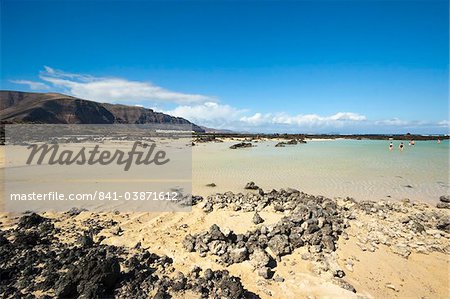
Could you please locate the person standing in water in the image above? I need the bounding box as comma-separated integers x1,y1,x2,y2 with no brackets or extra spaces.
389,142,394,150
399,142,404,151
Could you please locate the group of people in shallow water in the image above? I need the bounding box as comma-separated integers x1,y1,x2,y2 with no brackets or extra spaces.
389,138,441,151
389,141,410,151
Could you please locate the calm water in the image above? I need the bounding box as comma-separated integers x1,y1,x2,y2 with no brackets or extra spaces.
192,139,449,203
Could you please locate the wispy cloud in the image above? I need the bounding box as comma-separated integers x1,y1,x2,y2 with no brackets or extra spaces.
375,118,411,126
10,80,50,90
375,118,449,128
165,102,247,128
240,112,367,127
438,120,450,127
37,66,215,104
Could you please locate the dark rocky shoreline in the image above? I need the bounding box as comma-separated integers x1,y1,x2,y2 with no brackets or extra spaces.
193,132,449,141
0,213,258,299
1,187,449,298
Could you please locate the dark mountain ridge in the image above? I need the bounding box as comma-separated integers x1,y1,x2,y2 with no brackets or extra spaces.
0,90,204,132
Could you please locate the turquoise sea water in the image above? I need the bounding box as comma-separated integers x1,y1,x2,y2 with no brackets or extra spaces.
193,139,449,203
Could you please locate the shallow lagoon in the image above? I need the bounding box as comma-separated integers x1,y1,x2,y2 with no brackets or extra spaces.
193,139,449,202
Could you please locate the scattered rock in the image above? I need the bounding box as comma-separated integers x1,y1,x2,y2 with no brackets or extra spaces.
55,255,121,298
268,235,291,259
66,207,88,217
230,247,248,263
257,267,272,279
209,224,226,241
230,142,252,149
332,279,356,293
194,136,224,143
345,260,354,272
77,233,94,247
439,195,450,203
322,235,336,252
390,243,411,258
171,271,186,291
411,221,425,234
334,270,345,278
0,234,8,246
273,275,285,282
275,139,304,147
249,249,271,269
436,202,450,209
253,212,264,224
385,283,399,292
245,181,259,190
436,218,450,233
17,213,45,229
110,226,123,236
399,216,410,224
183,234,196,252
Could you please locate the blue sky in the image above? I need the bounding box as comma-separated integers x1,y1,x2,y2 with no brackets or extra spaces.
1,0,448,133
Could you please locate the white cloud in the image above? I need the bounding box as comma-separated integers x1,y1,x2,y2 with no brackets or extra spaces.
329,112,367,121
10,80,50,90
37,66,215,104
373,118,449,131
438,120,450,127
239,113,266,125
165,102,247,128
375,118,411,126
240,112,367,127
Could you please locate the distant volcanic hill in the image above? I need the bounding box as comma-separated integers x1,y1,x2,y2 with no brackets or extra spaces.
199,126,236,134
0,90,204,132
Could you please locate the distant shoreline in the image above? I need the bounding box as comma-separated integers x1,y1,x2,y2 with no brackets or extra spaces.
194,132,449,141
